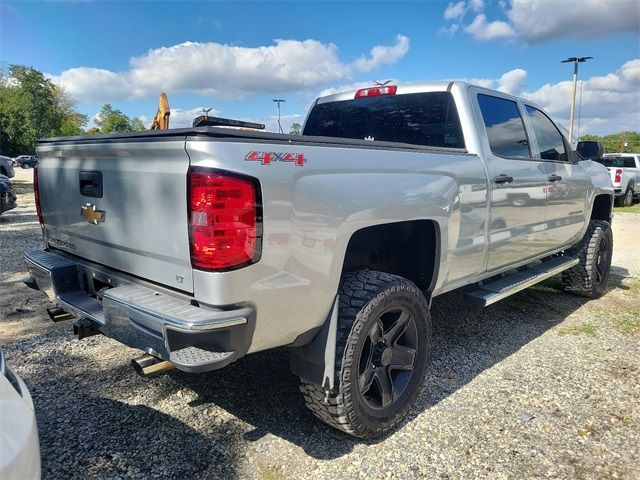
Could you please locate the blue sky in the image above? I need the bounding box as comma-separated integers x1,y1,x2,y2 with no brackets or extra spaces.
1,0,638,137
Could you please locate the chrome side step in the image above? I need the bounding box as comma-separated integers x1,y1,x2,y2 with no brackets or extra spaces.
465,256,579,307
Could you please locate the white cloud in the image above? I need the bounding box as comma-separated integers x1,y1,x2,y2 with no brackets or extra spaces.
353,35,410,73
170,107,221,128
464,14,515,40
469,0,485,11
443,1,467,20
438,23,460,37
497,68,527,94
523,59,640,137
444,0,639,43
49,36,410,103
507,0,639,43
53,67,131,102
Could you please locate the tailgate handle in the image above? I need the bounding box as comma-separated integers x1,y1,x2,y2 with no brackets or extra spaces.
79,171,103,198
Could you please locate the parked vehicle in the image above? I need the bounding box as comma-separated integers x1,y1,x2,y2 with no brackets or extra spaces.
0,174,17,216
15,155,39,169
0,155,15,178
24,81,614,438
598,153,640,207
0,347,41,480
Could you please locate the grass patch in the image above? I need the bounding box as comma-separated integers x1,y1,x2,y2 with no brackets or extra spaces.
616,310,640,335
558,323,597,336
11,179,33,189
578,424,598,438
614,202,640,214
259,467,285,480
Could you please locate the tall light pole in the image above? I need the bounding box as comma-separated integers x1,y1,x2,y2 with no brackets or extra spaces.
272,99,285,133
561,56,592,145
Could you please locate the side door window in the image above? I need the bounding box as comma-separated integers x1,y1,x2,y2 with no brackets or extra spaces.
477,94,531,159
524,105,567,162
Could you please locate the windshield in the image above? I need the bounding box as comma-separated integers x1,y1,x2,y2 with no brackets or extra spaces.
303,91,465,149
595,157,636,168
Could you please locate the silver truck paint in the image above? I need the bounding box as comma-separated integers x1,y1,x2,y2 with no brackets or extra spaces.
27,82,614,360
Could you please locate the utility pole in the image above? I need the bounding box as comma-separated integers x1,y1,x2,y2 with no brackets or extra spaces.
272,99,285,134
561,56,592,145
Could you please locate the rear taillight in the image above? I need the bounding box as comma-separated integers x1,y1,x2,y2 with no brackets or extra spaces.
354,85,397,99
614,168,623,184
188,168,261,271
33,167,44,226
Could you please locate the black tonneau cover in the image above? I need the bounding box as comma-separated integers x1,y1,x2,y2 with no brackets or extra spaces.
39,126,469,155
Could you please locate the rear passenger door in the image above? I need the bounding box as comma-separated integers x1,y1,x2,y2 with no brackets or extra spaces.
523,104,589,246
473,91,549,271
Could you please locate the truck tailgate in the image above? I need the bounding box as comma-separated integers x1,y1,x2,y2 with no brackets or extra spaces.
36,139,194,293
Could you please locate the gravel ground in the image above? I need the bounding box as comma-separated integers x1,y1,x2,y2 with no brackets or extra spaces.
1,168,639,479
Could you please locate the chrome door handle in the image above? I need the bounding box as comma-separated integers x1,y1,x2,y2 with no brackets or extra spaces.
548,174,562,182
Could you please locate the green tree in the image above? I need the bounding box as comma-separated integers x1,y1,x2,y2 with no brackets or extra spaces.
53,86,87,136
289,122,301,135
130,117,147,131
0,66,58,155
579,132,640,153
0,65,87,155
95,104,133,133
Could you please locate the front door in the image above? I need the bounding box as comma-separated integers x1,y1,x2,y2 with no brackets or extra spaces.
523,104,590,246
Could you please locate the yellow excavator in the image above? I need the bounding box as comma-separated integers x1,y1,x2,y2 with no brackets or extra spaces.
150,93,170,130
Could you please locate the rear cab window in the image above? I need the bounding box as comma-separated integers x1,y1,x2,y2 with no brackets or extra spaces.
477,94,531,158
597,157,636,168
303,91,465,149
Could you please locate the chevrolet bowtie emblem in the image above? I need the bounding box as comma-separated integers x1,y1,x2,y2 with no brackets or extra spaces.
81,203,105,225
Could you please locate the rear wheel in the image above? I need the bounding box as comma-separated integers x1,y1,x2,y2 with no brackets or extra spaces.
562,220,613,298
299,270,431,439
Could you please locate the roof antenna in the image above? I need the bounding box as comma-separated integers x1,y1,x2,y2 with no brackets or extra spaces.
201,108,213,119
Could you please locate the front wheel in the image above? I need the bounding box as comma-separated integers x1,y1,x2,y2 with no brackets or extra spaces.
623,187,634,207
562,220,613,298
299,270,431,439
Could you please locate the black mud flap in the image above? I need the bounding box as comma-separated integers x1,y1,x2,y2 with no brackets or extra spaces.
289,295,338,390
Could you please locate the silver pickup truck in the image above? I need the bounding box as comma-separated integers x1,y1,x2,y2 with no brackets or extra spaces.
24,82,614,438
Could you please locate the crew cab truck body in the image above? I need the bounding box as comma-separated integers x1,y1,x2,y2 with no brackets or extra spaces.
599,153,640,207
25,82,614,438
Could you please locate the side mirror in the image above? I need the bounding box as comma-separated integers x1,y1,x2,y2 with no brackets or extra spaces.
576,140,604,160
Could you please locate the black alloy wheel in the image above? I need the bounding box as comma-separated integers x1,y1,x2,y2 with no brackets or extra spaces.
357,307,418,411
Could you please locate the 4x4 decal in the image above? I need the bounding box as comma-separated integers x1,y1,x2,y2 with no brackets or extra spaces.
245,151,306,166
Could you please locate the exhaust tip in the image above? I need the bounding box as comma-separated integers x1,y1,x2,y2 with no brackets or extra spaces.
131,353,173,377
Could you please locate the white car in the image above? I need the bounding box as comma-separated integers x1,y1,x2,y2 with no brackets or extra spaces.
0,347,41,480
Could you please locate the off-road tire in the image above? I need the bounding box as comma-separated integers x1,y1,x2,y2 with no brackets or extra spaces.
299,270,431,439
622,186,634,207
562,220,613,298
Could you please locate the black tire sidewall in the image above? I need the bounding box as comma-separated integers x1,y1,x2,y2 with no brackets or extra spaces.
624,188,633,207
341,281,431,433
590,224,613,297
